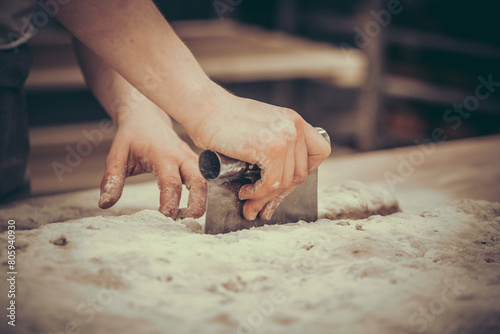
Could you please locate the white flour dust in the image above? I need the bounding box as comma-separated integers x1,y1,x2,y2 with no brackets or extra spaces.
0,182,499,334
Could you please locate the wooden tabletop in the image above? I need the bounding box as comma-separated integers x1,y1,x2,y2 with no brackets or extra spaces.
320,134,500,213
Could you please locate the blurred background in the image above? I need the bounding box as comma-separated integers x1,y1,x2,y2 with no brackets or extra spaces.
25,0,500,195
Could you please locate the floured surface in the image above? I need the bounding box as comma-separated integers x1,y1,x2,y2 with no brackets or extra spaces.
1,135,498,333
0,180,402,232
318,180,400,220
1,192,499,334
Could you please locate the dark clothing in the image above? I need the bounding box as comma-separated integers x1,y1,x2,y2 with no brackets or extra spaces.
0,0,37,49
0,43,32,201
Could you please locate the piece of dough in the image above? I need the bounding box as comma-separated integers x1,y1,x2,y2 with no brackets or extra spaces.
319,180,401,220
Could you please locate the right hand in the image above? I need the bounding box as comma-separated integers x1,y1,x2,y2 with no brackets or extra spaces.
186,87,331,221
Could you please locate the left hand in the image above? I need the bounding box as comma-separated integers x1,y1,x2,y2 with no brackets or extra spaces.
98,107,207,219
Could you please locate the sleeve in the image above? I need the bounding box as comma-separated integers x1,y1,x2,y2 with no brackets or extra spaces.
0,0,38,50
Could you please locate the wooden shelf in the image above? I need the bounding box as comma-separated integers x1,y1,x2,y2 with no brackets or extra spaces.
384,75,500,114
25,19,367,91
386,27,500,59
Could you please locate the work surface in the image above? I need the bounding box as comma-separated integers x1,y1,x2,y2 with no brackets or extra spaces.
1,136,499,334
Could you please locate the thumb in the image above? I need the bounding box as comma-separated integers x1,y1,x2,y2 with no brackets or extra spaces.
98,145,128,209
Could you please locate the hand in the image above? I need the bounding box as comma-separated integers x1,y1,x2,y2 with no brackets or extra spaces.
186,88,331,221
98,108,207,219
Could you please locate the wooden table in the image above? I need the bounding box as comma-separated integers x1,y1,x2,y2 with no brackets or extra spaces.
320,134,500,213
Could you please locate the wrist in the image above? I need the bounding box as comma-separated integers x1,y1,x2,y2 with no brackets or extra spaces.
175,80,232,140
111,95,174,129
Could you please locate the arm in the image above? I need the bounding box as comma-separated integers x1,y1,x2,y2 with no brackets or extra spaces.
50,0,331,220
54,0,213,130
73,39,206,219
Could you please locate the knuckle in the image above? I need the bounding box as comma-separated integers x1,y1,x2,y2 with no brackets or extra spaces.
293,116,304,130
293,171,308,185
321,142,332,158
269,180,281,190
182,144,196,156
189,176,207,192
281,177,293,190
199,179,208,191
283,108,302,126
282,107,298,119
270,139,287,152
193,176,207,186
262,180,283,195
161,176,182,192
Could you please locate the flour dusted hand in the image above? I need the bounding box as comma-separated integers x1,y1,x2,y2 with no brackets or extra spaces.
98,109,206,219
185,90,331,221
72,40,206,220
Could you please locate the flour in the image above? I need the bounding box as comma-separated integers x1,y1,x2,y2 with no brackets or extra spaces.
98,174,124,208
319,180,401,220
1,184,499,334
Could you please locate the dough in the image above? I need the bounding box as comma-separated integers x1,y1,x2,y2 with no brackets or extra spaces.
318,180,401,220
1,189,499,334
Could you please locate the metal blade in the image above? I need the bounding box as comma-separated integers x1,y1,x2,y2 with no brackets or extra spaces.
204,170,318,234
199,127,329,235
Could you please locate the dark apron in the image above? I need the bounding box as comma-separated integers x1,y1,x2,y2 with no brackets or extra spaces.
0,43,32,201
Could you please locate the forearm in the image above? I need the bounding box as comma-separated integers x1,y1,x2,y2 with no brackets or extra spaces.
49,0,220,132
73,38,171,127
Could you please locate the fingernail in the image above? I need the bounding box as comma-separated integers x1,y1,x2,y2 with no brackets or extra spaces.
98,191,111,208
99,175,123,209
238,189,248,200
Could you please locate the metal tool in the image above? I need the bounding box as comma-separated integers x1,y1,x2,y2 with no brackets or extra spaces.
199,128,330,234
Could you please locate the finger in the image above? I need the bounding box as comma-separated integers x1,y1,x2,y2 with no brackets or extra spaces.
260,132,308,219
98,142,128,209
239,155,284,220
293,131,309,185
239,138,295,221
179,157,207,219
258,140,296,220
155,159,183,219
259,194,285,220
304,124,331,173
238,157,280,201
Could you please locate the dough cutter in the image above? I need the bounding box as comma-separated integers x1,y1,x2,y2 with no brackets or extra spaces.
199,128,330,234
